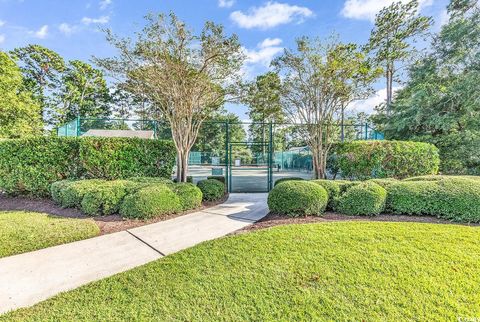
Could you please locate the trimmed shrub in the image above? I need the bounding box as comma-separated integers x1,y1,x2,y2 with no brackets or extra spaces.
268,181,328,217
80,181,130,216
274,177,304,187
335,182,387,216
332,140,440,180
403,175,480,182
197,179,225,202
50,180,75,204
387,178,480,222
60,179,106,208
368,178,398,188
170,183,203,211
0,137,176,197
120,185,181,219
207,176,225,185
310,180,350,210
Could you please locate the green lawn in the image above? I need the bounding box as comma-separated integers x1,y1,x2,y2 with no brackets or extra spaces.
2,222,480,321
0,211,100,258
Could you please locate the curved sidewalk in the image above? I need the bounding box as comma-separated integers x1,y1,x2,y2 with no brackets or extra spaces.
0,193,268,314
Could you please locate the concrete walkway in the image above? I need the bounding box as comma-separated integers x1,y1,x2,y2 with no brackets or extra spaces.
0,193,268,314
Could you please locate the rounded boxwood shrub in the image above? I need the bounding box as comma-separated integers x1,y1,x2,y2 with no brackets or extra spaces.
368,178,398,188
120,185,182,219
170,183,203,211
310,180,349,210
274,177,304,187
387,178,480,222
81,180,130,216
268,181,328,217
197,179,225,202
335,181,386,216
50,180,75,204
60,179,106,208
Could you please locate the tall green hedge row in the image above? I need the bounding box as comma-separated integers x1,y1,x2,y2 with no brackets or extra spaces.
331,140,440,180
0,137,176,197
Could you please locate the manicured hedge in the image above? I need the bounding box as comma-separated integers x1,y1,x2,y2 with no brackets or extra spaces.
120,185,181,219
59,179,106,208
170,183,203,211
197,179,225,202
387,178,480,222
50,177,204,218
335,182,387,216
81,181,130,216
274,177,304,187
268,181,328,217
403,175,480,182
331,140,440,180
0,137,176,197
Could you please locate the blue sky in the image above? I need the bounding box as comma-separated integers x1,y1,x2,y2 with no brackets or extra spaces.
0,0,450,119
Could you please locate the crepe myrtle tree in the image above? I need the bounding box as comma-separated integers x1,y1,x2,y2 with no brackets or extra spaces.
95,13,245,182
273,36,380,179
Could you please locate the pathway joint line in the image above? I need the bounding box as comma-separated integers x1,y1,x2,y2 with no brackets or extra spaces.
126,230,166,256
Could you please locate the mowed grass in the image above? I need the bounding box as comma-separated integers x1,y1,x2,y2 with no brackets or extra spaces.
0,211,100,258
2,222,480,321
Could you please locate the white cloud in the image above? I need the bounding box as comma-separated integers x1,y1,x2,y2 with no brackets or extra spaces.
59,23,77,36
241,38,284,79
218,0,235,8
99,0,112,10
0,34,5,44
348,87,401,114
82,15,110,25
32,25,48,39
230,1,314,29
245,38,284,65
0,20,5,27
259,37,282,48
341,0,433,22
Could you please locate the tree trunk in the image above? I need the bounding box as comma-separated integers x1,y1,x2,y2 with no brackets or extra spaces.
176,148,190,182
386,63,393,115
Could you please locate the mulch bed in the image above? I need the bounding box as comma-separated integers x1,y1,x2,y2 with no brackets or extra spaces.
237,212,480,233
0,194,229,235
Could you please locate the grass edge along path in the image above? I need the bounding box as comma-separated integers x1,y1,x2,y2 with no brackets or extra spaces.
2,221,479,321
0,211,100,258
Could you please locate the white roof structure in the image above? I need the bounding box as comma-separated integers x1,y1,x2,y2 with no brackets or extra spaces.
82,129,155,139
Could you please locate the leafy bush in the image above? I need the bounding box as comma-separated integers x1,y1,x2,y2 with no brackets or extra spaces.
310,180,350,210
81,181,130,216
207,176,225,185
170,183,203,211
120,185,181,219
403,175,480,182
197,179,225,202
368,178,398,188
387,178,480,222
335,182,387,216
59,179,106,208
331,140,439,180
268,181,328,217
0,137,176,196
50,180,75,204
274,177,304,187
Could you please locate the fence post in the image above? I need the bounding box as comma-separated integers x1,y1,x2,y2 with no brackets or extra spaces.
76,116,81,137
225,121,229,193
